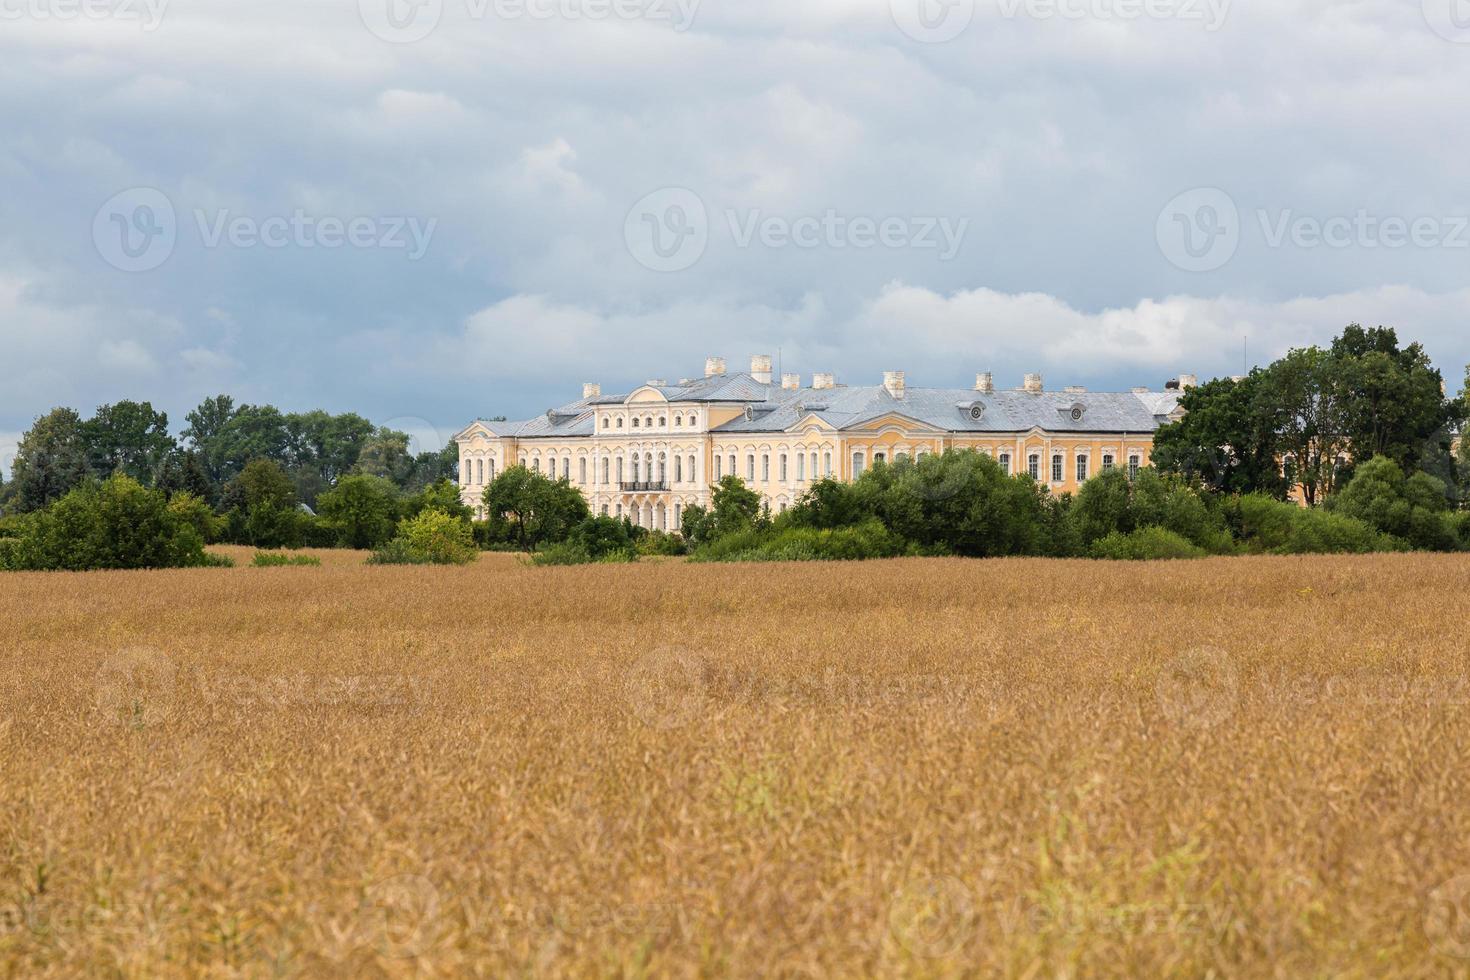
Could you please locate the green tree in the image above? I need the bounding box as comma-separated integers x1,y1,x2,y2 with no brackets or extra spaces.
1152,372,1288,497
355,427,415,486
82,400,175,485
1263,347,1350,507
403,478,472,522
705,475,763,539
1328,456,1460,551
182,395,238,486
220,458,305,548
316,474,402,549
8,408,91,512
1330,325,1453,475
481,465,589,552
5,475,209,571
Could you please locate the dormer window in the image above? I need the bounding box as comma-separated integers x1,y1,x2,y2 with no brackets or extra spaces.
658,416,666,426
1069,402,1087,423
616,417,624,428
632,417,640,428
674,415,682,426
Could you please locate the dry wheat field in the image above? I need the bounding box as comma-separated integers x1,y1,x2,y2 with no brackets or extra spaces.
3,550,1470,977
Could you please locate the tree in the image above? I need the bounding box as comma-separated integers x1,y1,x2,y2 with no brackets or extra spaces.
182,395,238,486
220,458,305,548
82,400,175,485
403,478,472,522
481,466,589,552
155,449,217,503
1151,372,1288,498
355,427,415,486
1330,325,1453,475
705,475,763,539
8,408,91,512
4,475,209,571
317,474,401,549
1329,456,1461,551
1263,347,1351,507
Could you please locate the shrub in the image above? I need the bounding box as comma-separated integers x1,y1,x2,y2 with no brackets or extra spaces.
1329,456,1462,552
635,530,687,557
691,520,905,563
368,509,478,566
167,491,220,544
251,552,322,567
316,474,401,549
1233,494,1405,555
529,541,637,566
1090,526,1208,561
1,476,210,571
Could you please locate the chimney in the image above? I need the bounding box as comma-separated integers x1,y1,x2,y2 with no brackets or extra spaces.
704,356,726,378
582,382,601,399
1064,385,1087,394
812,372,835,390
1023,373,1044,393
883,371,906,399
975,372,994,394
1179,374,1199,390
751,354,773,385
781,373,800,391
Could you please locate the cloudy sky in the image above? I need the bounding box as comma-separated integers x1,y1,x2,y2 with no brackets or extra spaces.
4,0,1470,473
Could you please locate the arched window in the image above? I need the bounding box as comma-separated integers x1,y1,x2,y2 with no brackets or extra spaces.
601,504,609,516
658,416,666,427
476,458,484,484
761,454,770,481
602,458,610,482
674,502,681,526
656,452,666,484
674,455,683,482
462,460,470,484
632,417,640,428
779,453,787,481
688,455,696,483
714,455,722,479
728,454,736,477
1102,454,1115,472
488,459,496,481
645,416,653,428
797,453,805,481
747,454,755,481
823,451,832,477
617,417,624,428
631,456,639,482
532,459,541,474
579,458,587,484
674,415,682,427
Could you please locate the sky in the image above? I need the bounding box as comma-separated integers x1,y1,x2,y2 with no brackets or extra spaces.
4,0,1470,476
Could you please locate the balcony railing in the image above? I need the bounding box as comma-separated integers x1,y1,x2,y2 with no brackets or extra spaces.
619,481,669,493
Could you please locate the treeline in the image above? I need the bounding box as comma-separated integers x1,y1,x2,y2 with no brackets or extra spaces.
0,395,457,515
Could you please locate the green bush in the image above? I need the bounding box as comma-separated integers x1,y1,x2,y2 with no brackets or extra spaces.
1089,526,1208,561
368,509,478,566
691,519,906,563
1234,493,1405,555
1,476,211,571
316,474,401,549
529,541,638,566
167,491,220,544
251,552,322,567
1329,456,1463,552
635,530,687,557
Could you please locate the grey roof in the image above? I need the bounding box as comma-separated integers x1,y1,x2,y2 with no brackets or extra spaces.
468,373,1182,440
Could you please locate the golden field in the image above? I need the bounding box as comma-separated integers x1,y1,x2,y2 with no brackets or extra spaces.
4,550,1470,978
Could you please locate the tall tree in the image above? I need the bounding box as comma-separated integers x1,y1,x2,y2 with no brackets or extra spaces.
1152,371,1288,498
83,400,175,485
1263,347,1351,507
182,395,238,486
8,408,91,512
1329,325,1452,474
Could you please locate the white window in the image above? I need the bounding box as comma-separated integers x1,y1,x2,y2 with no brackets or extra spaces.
999,452,1011,475
1052,455,1063,483
532,459,540,474
729,454,736,477
462,460,470,484
579,458,587,484
688,455,695,483
714,455,722,479
874,451,886,464
1028,454,1040,480
616,417,623,428
1129,455,1141,479
1102,454,1115,472
1076,455,1088,483
675,415,682,427
674,503,681,525
762,454,770,481
674,455,683,482
747,455,755,481
488,459,496,481
852,452,865,478
562,458,570,480
779,454,787,481
797,453,805,481
632,417,639,428
602,458,610,482
601,504,609,516
823,452,832,477
810,452,818,479
476,458,483,484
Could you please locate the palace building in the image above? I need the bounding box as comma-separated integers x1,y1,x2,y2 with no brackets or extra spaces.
454,356,1190,529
